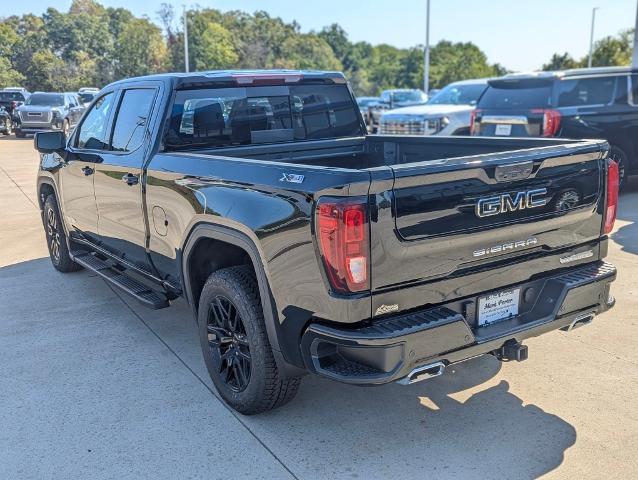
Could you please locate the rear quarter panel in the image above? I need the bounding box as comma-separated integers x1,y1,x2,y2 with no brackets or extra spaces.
145,153,377,360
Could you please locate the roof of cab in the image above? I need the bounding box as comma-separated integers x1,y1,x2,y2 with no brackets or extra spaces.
105,69,347,90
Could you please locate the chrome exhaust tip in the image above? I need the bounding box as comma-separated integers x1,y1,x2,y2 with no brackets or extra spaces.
397,361,446,385
561,312,595,332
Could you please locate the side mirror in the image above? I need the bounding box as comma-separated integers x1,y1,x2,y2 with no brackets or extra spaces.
34,131,66,153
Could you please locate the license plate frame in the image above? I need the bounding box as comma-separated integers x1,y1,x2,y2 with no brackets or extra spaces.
494,124,512,136
477,288,520,327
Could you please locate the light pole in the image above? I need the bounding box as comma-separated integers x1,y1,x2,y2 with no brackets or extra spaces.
183,5,189,72
588,7,599,68
424,0,430,96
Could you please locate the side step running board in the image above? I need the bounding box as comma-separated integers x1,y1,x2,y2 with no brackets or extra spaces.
72,251,170,309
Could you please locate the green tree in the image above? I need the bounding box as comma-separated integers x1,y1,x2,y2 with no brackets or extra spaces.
0,57,25,88
26,50,68,90
276,34,342,70
542,52,579,71
588,29,634,67
194,23,239,70
429,40,497,89
114,18,168,78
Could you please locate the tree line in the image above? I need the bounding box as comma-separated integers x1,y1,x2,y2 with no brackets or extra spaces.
0,0,634,95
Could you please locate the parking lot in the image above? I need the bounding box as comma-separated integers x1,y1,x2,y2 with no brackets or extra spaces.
1,136,637,479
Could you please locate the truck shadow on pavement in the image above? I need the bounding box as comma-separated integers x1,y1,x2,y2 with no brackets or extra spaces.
257,356,576,479
0,259,577,480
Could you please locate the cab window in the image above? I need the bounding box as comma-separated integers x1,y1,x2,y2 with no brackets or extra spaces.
76,92,115,150
110,89,156,152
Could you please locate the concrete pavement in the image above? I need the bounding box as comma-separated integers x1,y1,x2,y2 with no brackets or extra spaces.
1,136,637,479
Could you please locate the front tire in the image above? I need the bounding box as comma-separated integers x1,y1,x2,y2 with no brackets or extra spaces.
198,266,301,415
43,194,82,273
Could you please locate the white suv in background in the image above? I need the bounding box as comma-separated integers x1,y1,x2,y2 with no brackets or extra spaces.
379,79,488,136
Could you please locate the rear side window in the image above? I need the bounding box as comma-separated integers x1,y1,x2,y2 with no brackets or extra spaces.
632,75,638,105
76,92,115,150
555,76,616,107
165,84,362,150
111,89,156,152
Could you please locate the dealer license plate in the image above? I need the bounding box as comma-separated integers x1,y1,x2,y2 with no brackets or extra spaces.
494,124,512,136
478,288,520,326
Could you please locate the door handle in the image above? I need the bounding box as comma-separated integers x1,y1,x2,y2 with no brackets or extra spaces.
121,173,139,186
81,166,94,176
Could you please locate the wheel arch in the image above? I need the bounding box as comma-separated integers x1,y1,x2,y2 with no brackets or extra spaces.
37,177,58,210
180,223,298,374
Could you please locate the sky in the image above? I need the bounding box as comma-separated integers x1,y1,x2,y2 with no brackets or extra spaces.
6,0,638,71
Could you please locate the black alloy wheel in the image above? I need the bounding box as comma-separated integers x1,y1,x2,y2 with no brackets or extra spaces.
197,266,301,414
46,203,62,263
206,295,251,392
42,194,82,272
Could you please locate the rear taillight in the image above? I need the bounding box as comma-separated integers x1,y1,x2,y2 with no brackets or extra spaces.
603,159,619,234
531,109,561,137
470,109,481,135
317,199,369,293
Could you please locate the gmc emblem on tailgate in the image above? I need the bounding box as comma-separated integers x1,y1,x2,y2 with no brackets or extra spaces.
476,188,548,218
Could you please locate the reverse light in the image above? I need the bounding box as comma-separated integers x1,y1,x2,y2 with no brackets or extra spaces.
316,199,369,293
470,109,481,135
531,109,562,137
603,159,619,234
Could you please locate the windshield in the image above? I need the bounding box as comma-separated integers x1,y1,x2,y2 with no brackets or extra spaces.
79,92,96,104
357,98,377,108
392,91,426,103
26,93,65,107
0,92,25,102
166,84,363,150
427,83,486,105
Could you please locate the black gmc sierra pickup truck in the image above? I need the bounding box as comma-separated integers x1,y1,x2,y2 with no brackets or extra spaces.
35,70,618,414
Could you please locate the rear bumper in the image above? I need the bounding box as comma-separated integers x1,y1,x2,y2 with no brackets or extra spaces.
300,261,616,385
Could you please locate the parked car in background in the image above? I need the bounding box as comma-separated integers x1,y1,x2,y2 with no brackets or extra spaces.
78,87,99,107
0,107,12,135
0,87,30,117
379,79,488,136
14,92,85,138
471,66,638,186
368,88,428,132
356,96,379,126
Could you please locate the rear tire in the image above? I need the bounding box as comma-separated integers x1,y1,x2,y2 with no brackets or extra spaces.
198,265,301,415
43,194,82,273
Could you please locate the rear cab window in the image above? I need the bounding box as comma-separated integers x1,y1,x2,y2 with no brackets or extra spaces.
164,84,363,150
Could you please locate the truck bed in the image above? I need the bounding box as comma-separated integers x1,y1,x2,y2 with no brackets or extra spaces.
179,135,589,170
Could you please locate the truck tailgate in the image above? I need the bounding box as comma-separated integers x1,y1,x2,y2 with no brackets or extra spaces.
370,140,607,305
